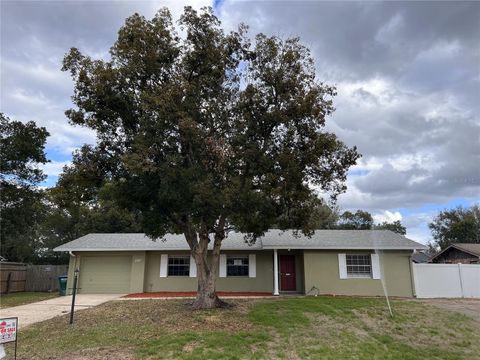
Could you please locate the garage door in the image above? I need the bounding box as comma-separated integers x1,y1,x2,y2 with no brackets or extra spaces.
79,256,132,294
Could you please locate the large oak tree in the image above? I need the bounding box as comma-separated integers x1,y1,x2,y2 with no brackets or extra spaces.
62,7,360,309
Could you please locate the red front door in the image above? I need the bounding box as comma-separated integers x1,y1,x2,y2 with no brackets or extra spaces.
280,255,296,291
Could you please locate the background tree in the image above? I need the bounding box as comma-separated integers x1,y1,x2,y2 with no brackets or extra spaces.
336,210,373,230
374,220,406,235
310,201,339,229
335,209,407,234
61,7,360,309
0,113,49,262
38,145,143,263
429,205,480,250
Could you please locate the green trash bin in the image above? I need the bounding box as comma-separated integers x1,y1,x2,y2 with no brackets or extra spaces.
58,275,68,296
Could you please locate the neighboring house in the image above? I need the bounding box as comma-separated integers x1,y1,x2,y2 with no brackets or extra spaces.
430,243,480,264
54,230,425,297
411,251,430,263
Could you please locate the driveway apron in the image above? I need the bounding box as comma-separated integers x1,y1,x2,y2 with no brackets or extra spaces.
0,294,124,329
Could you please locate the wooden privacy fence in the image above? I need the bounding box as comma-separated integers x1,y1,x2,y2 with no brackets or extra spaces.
0,262,27,293
25,264,68,292
0,263,68,293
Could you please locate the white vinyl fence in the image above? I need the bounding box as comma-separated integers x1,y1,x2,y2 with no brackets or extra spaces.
412,263,480,298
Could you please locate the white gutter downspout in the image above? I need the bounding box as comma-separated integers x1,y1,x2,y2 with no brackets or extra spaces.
273,249,279,296
409,250,417,298
67,251,78,296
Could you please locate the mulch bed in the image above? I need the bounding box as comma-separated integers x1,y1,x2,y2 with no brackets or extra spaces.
124,291,273,298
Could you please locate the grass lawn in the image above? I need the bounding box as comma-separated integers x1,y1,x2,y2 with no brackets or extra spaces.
0,292,58,309
4,296,480,359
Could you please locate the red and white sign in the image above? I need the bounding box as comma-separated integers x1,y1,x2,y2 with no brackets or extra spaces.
0,318,17,344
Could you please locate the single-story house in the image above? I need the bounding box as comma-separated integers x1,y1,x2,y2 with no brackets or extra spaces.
54,230,426,297
430,243,480,264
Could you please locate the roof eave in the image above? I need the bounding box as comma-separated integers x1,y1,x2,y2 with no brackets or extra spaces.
56,246,425,252
262,246,425,250
53,248,189,252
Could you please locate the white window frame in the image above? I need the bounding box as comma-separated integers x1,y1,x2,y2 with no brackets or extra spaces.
345,254,372,278
167,255,190,277
226,255,250,277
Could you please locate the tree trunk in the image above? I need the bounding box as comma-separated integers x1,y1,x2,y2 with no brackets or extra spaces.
188,219,228,310
191,257,228,310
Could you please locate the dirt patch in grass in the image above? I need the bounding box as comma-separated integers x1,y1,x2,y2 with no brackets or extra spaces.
182,341,199,353
51,347,136,360
419,298,480,322
14,299,261,359
71,299,256,334
352,301,478,351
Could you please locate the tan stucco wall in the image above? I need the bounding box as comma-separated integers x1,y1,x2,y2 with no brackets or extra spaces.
144,250,274,293
66,249,414,297
66,254,77,295
303,250,414,297
130,252,146,293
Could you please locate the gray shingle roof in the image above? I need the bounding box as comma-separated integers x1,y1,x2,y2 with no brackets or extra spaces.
53,233,262,252
411,251,431,263
430,243,480,262
260,230,425,250
451,243,480,257
54,230,425,252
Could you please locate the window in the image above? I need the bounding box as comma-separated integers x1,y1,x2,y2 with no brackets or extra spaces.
168,256,190,276
346,254,372,278
227,256,249,276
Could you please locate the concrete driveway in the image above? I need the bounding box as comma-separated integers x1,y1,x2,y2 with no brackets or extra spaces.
0,294,124,329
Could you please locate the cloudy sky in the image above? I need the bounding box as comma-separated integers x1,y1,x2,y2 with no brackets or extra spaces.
1,0,479,244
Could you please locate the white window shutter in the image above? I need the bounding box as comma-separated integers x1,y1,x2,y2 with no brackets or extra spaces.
371,253,381,279
219,254,227,277
160,254,168,277
189,255,196,277
249,254,256,278
338,253,347,279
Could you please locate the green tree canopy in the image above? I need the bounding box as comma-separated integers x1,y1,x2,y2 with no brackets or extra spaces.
38,145,143,263
337,210,374,230
336,209,407,234
310,201,339,229
429,205,480,250
374,220,406,235
0,113,49,262
61,7,360,308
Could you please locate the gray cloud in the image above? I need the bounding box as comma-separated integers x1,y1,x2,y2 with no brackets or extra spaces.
1,0,209,153
220,1,480,82
1,0,479,243
219,0,480,242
